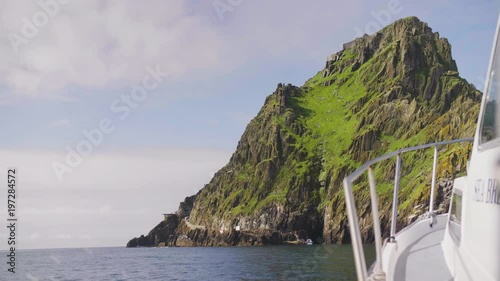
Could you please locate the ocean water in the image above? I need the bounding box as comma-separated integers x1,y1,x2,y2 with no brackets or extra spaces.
2,245,375,281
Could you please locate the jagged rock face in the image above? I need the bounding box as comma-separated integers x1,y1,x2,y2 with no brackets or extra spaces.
126,214,179,247
177,195,196,218
320,17,480,243
187,84,325,241
127,17,481,248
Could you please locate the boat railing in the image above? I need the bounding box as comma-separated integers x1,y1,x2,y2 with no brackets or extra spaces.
342,137,474,281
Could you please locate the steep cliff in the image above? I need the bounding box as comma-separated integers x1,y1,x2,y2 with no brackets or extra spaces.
127,17,481,247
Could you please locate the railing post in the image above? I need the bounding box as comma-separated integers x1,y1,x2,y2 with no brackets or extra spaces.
429,146,439,225
368,167,384,275
343,179,368,281
341,138,472,280
390,154,402,242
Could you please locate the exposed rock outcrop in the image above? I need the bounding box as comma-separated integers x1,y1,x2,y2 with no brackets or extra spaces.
127,17,481,248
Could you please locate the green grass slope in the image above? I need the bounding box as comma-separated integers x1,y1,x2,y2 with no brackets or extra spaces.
186,16,481,244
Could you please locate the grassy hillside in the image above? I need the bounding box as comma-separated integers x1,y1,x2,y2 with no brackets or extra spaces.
128,17,481,247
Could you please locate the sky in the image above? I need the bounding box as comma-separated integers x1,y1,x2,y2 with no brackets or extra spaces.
0,0,498,250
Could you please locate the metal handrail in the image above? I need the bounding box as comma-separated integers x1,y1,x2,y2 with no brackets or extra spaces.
343,138,474,281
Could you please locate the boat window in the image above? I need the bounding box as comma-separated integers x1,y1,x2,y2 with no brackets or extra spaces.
450,192,462,224
480,28,500,145
449,191,462,243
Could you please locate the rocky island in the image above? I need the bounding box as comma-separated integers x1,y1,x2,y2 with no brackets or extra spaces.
127,17,481,248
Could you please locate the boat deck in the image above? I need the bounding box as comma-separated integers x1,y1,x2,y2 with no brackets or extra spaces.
392,228,452,281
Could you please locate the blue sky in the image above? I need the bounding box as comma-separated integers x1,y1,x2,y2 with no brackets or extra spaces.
1,1,498,152
0,0,498,249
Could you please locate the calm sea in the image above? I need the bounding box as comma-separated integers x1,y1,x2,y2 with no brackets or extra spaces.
1,245,375,281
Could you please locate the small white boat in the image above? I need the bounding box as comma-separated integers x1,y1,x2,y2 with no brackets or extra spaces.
343,14,500,281
306,239,313,245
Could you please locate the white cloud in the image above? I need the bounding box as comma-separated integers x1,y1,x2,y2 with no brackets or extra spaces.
0,0,365,102
48,119,71,128
20,206,138,215
0,147,231,189
98,206,112,214
79,234,91,240
0,1,224,100
55,234,71,240
0,147,231,249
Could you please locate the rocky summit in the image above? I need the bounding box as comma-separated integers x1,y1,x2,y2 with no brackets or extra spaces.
127,16,481,248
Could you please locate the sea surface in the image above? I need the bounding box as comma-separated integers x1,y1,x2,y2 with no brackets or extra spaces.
2,245,375,281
